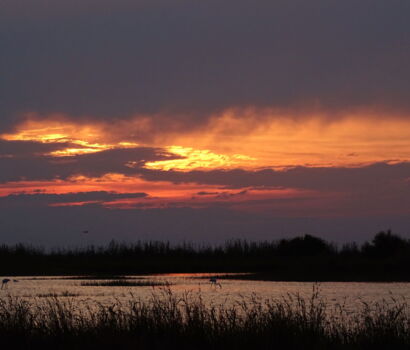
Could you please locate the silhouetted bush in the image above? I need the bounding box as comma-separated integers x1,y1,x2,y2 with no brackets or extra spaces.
277,234,335,256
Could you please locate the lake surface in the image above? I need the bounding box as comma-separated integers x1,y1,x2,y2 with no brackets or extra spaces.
2,273,410,314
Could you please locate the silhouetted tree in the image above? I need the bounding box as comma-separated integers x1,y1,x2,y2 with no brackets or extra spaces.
362,230,409,258
340,242,360,257
277,234,333,256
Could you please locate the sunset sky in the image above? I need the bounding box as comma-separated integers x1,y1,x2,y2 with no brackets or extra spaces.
1,0,410,246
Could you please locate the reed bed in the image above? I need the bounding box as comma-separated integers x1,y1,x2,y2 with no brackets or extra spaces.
80,279,170,287
64,275,132,280
36,291,80,298
0,287,409,349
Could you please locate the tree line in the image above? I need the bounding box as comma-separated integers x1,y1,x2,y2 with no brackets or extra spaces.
0,230,409,280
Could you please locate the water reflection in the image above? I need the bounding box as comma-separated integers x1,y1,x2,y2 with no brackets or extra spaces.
1,273,409,314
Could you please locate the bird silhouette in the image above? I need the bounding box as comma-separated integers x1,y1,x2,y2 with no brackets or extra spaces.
209,277,222,288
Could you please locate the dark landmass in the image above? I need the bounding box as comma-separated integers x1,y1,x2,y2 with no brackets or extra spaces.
1,230,410,281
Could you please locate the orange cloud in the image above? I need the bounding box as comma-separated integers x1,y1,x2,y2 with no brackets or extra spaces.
0,172,316,210
3,109,410,172
0,117,139,157
168,109,410,169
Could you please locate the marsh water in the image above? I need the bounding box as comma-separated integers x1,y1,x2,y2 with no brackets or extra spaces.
2,273,410,314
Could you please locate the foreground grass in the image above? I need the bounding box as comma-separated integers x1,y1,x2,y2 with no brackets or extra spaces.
0,288,409,349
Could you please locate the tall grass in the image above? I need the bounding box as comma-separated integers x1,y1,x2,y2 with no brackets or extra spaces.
0,288,409,349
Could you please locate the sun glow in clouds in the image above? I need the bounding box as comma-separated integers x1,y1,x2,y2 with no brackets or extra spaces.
1,119,139,157
3,111,410,215
144,146,256,171
4,110,410,171
0,118,255,170
2,120,99,143
169,111,410,169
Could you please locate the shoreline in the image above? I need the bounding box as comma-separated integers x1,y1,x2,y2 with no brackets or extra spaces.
2,272,410,283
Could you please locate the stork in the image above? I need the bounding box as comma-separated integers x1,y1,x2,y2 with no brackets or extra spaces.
1,278,10,290
209,277,222,288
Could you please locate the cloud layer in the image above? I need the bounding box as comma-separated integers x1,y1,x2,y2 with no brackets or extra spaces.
2,1,410,244
2,0,410,131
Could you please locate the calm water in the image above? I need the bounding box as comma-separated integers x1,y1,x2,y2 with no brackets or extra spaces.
2,274,410,313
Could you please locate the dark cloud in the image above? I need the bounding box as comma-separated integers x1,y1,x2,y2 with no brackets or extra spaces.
194,190,247,198
0,143,175,182
2,0,410,131
0,140,78,157
140,162,410,192
2,138,409,199
215,190,248,199
2,146,409,219
139,162,410,216
0,191,147,208
196,191,220,196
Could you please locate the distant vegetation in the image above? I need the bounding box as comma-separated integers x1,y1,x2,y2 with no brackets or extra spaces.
1,288,410,349
80,280,170,287
36,291,80,298
1,230,410,281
